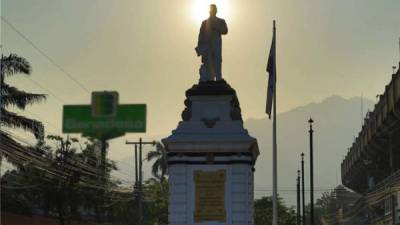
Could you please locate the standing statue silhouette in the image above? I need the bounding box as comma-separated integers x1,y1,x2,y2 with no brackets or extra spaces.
195,4,228,82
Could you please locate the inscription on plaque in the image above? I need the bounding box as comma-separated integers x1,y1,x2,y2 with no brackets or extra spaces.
194,170,226,222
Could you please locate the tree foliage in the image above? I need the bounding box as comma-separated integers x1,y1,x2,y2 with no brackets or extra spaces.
314,191,338,225
254,196,296,225
1,134,172,225
143,178,168,225
1,53,171,225
146,142,168,182
0,54,46,140
1,136,119,225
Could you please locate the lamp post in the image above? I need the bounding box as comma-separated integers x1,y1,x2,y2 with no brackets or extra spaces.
309,118,315,225
301,152,305,225
297,170,301,225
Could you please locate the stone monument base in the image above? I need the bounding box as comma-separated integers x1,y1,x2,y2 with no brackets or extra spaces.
163,81,259,225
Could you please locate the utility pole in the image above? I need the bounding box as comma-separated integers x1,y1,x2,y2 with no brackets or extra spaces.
130,144,140,203
297,170,301,225
308,118,315,225
126,138,156,225
301,153,306,225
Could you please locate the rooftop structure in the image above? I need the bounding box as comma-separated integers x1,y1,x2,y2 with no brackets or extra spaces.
342,63,400,193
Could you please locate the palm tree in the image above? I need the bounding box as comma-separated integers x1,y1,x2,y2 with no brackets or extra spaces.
0,54,46,165
146,142,168,182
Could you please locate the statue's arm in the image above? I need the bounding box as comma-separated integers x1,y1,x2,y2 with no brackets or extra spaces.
209,18,227,35
195,21,206,56
198,21,206,44
220,19,228,35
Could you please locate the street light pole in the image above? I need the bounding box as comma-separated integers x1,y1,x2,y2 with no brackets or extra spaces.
297,170,301,225
301,153,305,225
139,138,143,188
135,144,138,186
126,138,156,225
309,118,315,225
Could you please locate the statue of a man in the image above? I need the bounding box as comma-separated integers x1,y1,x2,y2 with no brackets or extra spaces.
195,4,228,82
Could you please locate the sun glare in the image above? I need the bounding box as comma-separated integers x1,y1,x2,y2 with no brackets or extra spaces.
192,0,231,24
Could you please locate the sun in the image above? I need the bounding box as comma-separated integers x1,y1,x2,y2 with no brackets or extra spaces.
191,0,231,24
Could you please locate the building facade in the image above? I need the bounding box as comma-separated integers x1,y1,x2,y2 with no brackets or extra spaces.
341,63,400,225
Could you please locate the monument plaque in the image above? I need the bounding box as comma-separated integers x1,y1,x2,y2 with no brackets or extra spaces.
194,170,226,222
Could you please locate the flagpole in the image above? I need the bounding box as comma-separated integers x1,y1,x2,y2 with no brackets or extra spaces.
272,20,278,225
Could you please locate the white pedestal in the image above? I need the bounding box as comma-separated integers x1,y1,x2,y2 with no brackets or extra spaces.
163,81,259,225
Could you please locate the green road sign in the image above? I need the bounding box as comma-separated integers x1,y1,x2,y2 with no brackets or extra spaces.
63,104,146,140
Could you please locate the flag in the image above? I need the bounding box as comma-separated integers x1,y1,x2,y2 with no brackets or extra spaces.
266,21,276,119
266,21,279,225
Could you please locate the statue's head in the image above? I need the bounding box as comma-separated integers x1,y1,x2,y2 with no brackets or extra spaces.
209,4,217,17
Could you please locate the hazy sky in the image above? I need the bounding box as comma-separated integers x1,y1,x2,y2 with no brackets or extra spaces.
1,0,400,199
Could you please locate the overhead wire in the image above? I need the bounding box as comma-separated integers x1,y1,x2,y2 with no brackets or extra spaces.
2,133,344,200
1,17,145,175
2,129,135,185
1,16,90,94
3,94,138,176
4,105,136,176
1,131,133,190
23,75,66,104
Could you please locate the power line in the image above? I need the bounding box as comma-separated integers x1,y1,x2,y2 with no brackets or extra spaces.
1,140,121,191
2,132,343,195
3,76,137,173
4,149,159,202
4,108,136,173
1,131,133,186
1,16,90,94
4,123,136,180
2,82,138,175
24,75,66,104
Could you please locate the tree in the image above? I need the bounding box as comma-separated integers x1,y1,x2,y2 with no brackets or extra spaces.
314,191,338,225
254,196,296,225
0,54,46,167
1,135,120,225
143,178,168,225
0,54,46,139
46,135,81,225
316,191,336,213
146,142,168,182
78,137,119,224
46,135,119,225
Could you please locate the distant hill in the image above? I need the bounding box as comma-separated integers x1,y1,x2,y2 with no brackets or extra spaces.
113,95,374,206
246,95,374,205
